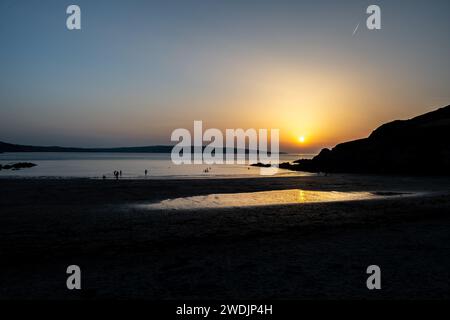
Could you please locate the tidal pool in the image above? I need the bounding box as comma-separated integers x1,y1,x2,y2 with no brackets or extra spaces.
141,189,412,210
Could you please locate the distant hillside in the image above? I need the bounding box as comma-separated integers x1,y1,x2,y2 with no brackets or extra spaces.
284,105,450,174
0,141,283,154
0,142,174,153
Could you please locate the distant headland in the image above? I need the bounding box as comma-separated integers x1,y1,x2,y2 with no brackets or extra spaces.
0,141,285,155
0,142,175,154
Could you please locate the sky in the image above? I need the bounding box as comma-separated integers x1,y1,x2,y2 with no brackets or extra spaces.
0,0,449,153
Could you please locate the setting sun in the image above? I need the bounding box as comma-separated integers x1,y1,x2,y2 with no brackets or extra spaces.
298,136,306,143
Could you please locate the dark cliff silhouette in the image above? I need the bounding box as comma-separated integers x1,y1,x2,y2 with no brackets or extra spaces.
284,105,450,175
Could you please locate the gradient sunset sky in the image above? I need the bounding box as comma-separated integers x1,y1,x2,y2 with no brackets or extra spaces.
1,0,449,153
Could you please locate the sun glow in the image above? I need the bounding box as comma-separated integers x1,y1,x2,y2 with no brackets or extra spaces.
298,136,305,143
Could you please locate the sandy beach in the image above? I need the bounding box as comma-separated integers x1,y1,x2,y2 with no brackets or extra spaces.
1,175,450,299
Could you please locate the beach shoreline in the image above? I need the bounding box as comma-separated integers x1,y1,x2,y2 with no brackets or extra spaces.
1,175,450,299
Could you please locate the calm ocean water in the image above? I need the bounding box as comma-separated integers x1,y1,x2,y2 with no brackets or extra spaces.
0,152,314,179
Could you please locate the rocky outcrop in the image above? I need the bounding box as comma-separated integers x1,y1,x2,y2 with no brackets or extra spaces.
288,105,450,175
0,162,37,171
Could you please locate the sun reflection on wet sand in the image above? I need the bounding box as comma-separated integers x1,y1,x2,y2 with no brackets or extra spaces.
140,189,412,210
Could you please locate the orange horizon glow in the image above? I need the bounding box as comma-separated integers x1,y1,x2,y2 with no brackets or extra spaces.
2,1,449,153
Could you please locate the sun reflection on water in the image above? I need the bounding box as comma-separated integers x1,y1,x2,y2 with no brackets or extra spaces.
139,189,411,210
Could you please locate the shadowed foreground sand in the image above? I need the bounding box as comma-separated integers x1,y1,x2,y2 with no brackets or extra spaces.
1,175,450,299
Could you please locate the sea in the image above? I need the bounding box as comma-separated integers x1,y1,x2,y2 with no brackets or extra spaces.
0,152,315,179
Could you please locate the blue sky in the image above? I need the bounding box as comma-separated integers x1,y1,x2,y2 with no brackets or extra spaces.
1,0,449,152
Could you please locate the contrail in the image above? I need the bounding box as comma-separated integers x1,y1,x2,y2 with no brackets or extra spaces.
352,23,360,36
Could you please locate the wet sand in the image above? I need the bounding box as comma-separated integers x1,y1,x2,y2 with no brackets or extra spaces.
1,175,450,299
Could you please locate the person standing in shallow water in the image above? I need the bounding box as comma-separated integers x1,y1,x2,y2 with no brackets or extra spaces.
145,169,148,177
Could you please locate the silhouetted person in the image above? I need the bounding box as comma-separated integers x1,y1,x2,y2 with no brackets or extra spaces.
119,170,122,177
145,169,148,176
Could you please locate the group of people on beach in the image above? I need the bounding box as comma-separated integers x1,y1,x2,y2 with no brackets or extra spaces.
102,169,149,180
113,170,122,179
